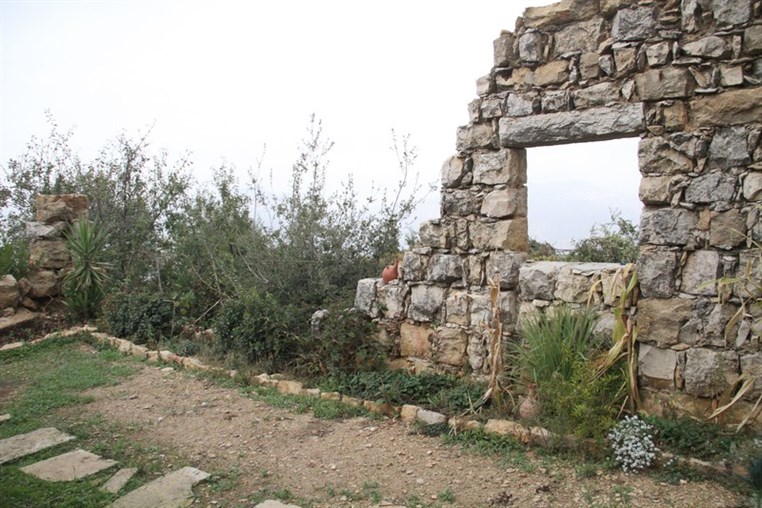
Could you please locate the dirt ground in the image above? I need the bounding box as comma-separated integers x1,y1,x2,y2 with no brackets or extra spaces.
74,363,750,508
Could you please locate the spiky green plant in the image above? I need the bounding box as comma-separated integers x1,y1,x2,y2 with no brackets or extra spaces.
62,218,111,320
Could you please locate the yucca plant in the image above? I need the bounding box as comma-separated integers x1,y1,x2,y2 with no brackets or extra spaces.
62,218,111,321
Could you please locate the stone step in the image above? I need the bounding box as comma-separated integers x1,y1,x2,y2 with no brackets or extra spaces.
110,466,210,508
101,467,139,494
0,427,75,465
21,448,118,481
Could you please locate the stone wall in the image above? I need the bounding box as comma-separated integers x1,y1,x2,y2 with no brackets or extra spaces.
0,194,88,320
356,0,762,423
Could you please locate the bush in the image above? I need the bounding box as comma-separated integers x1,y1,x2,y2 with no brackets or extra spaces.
0,237,28,279
103,292,175,344
643,415,735,460
294,308,386,377
515,306,624,439
567,210,638,264
214,290,299,372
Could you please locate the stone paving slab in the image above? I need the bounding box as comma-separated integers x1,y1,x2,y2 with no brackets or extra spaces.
110,466,210,508
101,467,138,494
0,427,75,465
21,448,117,481
255,501,303,508
0,414,11,422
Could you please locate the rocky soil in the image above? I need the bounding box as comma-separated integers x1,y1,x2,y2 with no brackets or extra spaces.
77,363,749,508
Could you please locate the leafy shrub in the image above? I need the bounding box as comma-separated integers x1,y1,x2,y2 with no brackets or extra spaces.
643,415,734,460
176,340,200,357
294,308,387,377
515,306,624,439
0,237,28,279
214,290,299,372
319,370,484,413
608,415,658,473
567,210,638,264
103,292,174,344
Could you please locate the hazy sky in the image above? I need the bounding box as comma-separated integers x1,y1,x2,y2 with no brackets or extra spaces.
0,0,641,248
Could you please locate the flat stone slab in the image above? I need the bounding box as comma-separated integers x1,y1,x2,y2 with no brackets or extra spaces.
0,414,11,422
0,309,38,335
21,448,117,481
101,467,138,494
255,502,303,508
110,466,210,508
0,427,75,465
0,341,24,352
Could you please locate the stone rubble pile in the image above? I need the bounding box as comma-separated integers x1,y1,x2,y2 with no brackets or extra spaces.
356,0,762,427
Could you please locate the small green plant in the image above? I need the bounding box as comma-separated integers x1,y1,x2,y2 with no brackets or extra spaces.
608,416,658,473
438,487,456,503
103,292,174,344
643,415,735,460
176,340,199,357
62,218,111,320
750,455,762,508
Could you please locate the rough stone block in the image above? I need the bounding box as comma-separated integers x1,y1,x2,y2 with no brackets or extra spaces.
688,88,762,128
400,322,433,358
685,172,737,204
419,220,447,249
640,208,698,246
426,254,464,284
472,149,527,186
542,90,570,114
470,219,528,252
744,172,762,200
445,291,470,326
524,0,599,28
573,82,620,109
639,176,673,204
638,344,677,388
519,31,545,63
533,60,569,87
553,17,606,56
710,209,746,249
713,0,752,26
745,25,762,56
638,137,694,174
34,194,88,224
637,298,694,346
637,247,679,298
494,31,517,67
741,353,762,399
499,104,644,148
378,282,409,319
519,261,565,301
635,68,695,101
613,45,638,76
29,239,70,269
554,265,594,304
409,285,445,322
476,75,495,97
681,250,720,296
481,97,504,119
504,94,536,117
467,255,484,286
646,42,671,67
25,221,67,240
0,275,19,310
579,52,601,81
436,327,468,366
683,348,738,398
401,252,427,282
417,409,447,425
354,278,379,317
484,419,529,442
24,270,58,298
441,156,468,188
441,189,481,217
481,187,527,219
709,126,751,169
683,36,732,58
613,7,657,42
456,123,498,151
719,65,744,87
486,252,527,290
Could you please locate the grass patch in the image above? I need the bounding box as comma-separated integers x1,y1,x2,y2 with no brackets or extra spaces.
242,385,368,420
1,468,114,508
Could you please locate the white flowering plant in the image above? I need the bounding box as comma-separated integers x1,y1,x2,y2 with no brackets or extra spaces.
608,415,659,473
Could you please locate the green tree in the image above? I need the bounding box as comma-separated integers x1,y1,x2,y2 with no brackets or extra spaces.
567,210,639,264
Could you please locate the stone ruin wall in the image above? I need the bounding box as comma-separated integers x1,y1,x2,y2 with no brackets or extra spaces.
356,0,762,424
0,195,89,327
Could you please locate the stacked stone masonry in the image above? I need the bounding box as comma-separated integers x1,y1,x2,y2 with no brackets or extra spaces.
356,0,762,426
0,195,88,319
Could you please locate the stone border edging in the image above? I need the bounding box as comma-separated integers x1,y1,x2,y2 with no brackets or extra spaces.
3,325,749,479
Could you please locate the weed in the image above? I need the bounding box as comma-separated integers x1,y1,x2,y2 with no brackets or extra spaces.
438,487,456,503
644,414,738,461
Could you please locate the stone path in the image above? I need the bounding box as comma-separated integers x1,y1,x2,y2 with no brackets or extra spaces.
0,423,215,507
